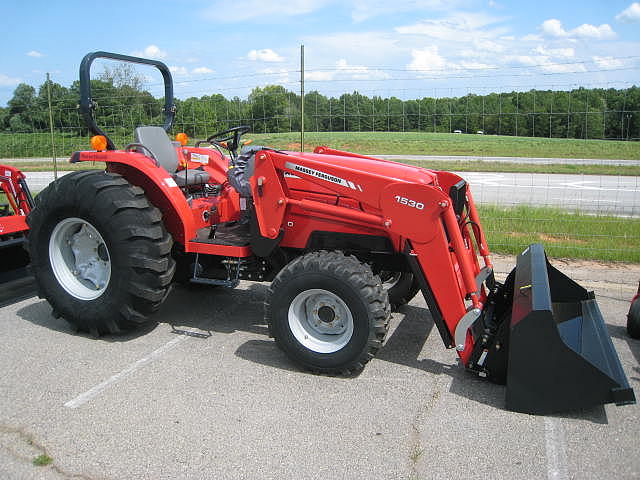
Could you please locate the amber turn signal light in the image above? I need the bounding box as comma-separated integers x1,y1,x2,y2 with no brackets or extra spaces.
176,132,189,146
90,135,107,151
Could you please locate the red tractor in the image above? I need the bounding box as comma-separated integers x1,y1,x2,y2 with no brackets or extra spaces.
26,52,635,414
0,164,35,306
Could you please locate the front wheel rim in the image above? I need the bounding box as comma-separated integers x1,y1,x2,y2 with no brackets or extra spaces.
288,289,354,353
49,217,111,300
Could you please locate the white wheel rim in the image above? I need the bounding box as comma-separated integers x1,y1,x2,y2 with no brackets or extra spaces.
49,217,111,300
288,289,354,353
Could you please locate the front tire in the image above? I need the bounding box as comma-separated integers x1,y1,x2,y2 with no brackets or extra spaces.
628,297,640,339
27,170,175,335
265,251,390,374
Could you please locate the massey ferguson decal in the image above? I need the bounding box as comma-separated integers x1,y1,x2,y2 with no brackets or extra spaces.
284,162,363,191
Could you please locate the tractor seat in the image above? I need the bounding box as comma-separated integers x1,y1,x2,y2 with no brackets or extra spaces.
134,126,210,186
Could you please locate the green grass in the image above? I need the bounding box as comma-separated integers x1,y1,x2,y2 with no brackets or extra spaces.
250,132,640,160
2,131,639,160
479,205,640,263
32,454,53,467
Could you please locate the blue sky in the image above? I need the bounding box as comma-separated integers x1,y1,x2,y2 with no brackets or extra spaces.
1,0,639,105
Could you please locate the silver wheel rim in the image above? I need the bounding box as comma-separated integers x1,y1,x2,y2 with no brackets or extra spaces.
49,217,111,300
380,271,402,291
288,289,354,353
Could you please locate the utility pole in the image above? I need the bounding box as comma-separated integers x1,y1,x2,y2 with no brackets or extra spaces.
300,45,305,151
46,73,58,180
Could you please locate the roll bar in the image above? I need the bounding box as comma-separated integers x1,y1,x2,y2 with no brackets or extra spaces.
78,51,175,150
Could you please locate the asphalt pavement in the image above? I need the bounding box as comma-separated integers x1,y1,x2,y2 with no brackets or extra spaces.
0,256,639,479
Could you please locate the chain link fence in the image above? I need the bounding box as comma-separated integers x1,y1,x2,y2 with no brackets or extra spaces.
0,63,638,262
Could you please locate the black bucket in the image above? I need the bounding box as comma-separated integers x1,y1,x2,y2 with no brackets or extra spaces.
505,244,636,414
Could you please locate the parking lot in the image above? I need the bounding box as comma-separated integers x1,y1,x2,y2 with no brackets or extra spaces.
1,255,639,480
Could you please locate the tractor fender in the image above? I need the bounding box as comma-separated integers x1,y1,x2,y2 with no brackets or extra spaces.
72,151,195,245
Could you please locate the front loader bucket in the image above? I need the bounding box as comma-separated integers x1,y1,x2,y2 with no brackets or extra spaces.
505,244,635,414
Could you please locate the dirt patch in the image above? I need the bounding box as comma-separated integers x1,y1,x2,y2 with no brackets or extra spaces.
538,233,588,245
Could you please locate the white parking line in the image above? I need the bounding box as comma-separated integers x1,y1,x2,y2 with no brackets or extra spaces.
544,417,569,480
64,335,188,408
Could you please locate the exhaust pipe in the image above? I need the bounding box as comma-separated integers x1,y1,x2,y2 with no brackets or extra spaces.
504,244,635,414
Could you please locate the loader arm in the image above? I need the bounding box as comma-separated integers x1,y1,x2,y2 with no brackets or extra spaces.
250,149,492,361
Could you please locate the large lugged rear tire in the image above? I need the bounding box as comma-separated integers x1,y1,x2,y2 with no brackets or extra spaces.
27,170,175,335
380,271,420,310
265,251,390,374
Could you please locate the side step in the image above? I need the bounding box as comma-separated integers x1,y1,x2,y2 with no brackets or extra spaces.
505,244,635,414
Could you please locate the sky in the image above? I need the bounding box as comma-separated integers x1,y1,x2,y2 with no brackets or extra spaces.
1,0,639,105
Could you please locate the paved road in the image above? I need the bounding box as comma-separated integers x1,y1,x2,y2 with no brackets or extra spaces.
0,256,638,479
24,170,640,217
375,154,640,166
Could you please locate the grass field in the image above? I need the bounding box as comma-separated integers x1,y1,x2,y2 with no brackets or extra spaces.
250,132,640,160
479,205,639,263
2,131,639,160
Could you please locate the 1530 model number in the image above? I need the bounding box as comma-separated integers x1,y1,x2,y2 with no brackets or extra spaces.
394,195,424,210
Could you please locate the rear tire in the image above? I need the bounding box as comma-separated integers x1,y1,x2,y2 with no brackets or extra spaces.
380,271,420,310
628,297,640,339
27,170,175,335
265,251,390,374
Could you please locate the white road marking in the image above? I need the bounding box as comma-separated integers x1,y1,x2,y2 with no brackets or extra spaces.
544,417,569,480
64,335,188,408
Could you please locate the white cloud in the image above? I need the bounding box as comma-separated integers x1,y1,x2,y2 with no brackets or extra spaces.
540,19,566,37
503,54,586,73
533,45,575,58
256,68,291,85
407,46,448,72
302,31,400,66
350,0,458,23
26,50,43,58
132,45,167,59
305,58,389,82
306,70,335,81
616,2,640,23
247,49,285,62
169,66,188,75
0,73,21,86
592,56,626,69
335,58,389,79
203,0,330,22
396,12,506,41
540,19,616,40
192,67,214,74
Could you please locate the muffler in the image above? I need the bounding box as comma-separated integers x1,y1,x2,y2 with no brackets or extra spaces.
504,244,635,414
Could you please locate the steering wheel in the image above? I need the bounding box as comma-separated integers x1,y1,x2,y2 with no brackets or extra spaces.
196,126,251,157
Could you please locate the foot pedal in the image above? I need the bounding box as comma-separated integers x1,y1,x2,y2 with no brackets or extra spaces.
170,324,212,338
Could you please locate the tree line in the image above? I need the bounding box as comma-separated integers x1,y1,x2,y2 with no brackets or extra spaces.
1,76,638,141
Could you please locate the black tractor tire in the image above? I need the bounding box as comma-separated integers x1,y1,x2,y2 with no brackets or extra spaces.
27,170,175,335
628,297,640,339
265,251,390,374
380,271,420,310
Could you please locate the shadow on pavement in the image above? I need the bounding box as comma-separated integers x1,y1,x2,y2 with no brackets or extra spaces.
14,281,620,421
